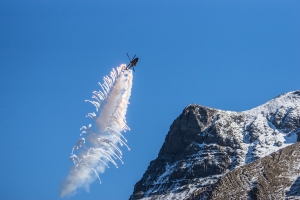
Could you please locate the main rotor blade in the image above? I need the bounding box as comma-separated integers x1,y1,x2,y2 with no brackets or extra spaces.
126,53,131,61
132,55,136,59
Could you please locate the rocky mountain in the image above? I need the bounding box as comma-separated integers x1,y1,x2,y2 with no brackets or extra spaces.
130,91,300,200
189,142,300,199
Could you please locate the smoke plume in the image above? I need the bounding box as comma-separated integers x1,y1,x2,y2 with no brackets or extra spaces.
60,64,133,197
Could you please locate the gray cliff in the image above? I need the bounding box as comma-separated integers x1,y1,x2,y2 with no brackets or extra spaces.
130,91,300,200
190,142,300,199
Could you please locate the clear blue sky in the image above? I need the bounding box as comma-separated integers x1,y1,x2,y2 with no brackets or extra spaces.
0,1,299,200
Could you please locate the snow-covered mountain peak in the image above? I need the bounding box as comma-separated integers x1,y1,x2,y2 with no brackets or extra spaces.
130,91,300,200
246,90,300,116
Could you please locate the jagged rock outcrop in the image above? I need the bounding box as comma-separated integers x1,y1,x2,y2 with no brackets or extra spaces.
189,142,300,199
130,91,300,200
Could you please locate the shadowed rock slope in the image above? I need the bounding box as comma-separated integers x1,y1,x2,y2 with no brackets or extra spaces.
130,91,300,200
189,142,300,200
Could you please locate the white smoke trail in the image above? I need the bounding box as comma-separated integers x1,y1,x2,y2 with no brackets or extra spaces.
60,64,133,197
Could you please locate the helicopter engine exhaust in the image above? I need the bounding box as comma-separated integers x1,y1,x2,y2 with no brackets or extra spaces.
60,64,133,197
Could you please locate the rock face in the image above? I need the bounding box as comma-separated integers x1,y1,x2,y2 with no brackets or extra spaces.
130,91,300,200
189,142,300,199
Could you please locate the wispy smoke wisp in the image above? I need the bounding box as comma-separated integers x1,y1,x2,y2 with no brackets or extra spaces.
60,65,133,197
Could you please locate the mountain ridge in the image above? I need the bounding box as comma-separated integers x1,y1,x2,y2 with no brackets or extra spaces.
130,90,300,200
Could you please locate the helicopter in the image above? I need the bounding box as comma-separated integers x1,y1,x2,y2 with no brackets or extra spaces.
125,53,139,71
